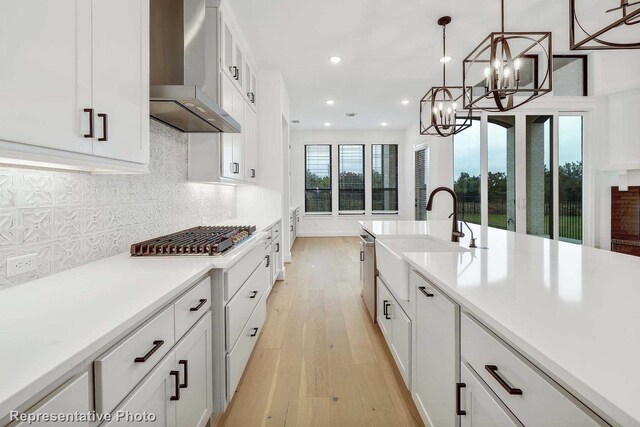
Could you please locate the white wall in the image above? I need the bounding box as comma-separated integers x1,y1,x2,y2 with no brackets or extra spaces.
291,129,410,236
0,121,236,287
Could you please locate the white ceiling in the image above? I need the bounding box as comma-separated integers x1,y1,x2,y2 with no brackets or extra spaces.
231,0,574,130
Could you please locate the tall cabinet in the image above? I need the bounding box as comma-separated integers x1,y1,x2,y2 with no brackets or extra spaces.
189,1,259,184
0,0,149,172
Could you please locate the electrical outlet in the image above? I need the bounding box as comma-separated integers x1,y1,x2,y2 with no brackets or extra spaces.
6,253,38,277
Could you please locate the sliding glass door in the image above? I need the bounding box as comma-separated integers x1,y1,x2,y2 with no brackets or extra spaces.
487,116,516,231
452,112,585,243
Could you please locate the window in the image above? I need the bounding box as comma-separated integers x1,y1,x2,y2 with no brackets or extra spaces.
453,119,481,224
415,149,428,220
305,145,332,213
553,55,587,96
338,145,365,213
558,116,583,243
487,116,516,231
372,144,399,213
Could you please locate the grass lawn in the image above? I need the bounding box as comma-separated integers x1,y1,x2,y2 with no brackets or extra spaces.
458,213,582,241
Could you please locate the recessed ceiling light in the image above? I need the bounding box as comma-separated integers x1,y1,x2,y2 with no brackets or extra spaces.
381,122,388,127
401,100,410,105
440,56,452,63
324,122,331,127
326,99,335,105
329,56,342,64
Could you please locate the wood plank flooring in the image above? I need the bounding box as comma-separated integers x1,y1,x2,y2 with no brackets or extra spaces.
219,237,423,427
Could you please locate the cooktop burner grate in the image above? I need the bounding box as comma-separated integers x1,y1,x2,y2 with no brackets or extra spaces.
130,225,256,256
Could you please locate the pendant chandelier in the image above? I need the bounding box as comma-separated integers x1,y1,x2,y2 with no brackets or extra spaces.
420,16,473,137
570,0,640,50
462,0,552,112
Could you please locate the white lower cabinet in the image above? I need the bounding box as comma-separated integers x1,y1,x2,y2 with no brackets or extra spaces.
459,362,523,427
15,374,90,427
413,271,459,427
174,313,213,427
377,277,411,386
226,295,267,399
103,313,212,427
460,313,603,427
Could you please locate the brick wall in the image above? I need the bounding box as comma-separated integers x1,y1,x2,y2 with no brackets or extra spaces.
611,186,640,257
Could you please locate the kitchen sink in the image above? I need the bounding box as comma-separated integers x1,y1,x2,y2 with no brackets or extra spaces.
376,237,468,301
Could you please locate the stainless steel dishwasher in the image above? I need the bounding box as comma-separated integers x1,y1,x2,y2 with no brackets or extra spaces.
359,231,376,322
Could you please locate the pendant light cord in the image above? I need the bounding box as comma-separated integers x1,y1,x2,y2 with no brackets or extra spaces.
501,0,505,32
442,23,447,86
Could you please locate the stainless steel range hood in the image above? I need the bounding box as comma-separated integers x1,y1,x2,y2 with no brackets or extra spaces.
150,0,240,133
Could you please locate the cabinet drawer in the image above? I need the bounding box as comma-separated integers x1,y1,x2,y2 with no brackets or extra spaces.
226,256,270,351
271,222,281,241
95,306,175,414
226,294,267,399
225,236,268,300
461,313,603,426
16,373,90,427
174,277,211,340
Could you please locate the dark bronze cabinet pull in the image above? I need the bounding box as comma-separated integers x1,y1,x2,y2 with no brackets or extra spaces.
178,360,188,389
250,168,256,178
249,290,258,299
134,340,164,362
265,255,270,267
456,383,467,415
383,300,391,320
275,243,280,253
485,365,523,395
418,286,434,298
360,250,365,262
250,327,259,337
170,370,180,401
83,108,94,138
97,113,108,141
190,298,207,312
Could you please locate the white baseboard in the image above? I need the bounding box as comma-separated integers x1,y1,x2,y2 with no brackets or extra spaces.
297,231,359,237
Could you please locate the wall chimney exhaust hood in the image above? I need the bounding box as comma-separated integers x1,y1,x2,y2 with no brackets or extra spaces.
149,0,240,133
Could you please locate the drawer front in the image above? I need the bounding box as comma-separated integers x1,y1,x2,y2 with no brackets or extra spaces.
226,256,270,352
226,294,267,399
461,314,602,427
271,221,281,241
174,277,212,340
95,306,175,414
225,236,268,301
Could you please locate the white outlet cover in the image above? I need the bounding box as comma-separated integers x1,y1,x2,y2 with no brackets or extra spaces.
6,253,38,277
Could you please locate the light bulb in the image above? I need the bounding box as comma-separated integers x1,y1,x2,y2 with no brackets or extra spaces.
494,59,501,69
438,102,443,111
504,67,511,78
484,67,491,77
514,58,522,70
447,107,452,114
452,102,457,111
432,107,439,115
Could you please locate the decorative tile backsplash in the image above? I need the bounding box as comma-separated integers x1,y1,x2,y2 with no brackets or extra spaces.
0,120,236,287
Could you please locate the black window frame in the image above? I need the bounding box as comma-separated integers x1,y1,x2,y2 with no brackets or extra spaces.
338,144,366,214
371,144,399,214
304,144,333,214
552,54,588,97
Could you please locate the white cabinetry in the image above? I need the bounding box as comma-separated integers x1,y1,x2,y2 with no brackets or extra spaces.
188,3,259,184
459,362,523,427
460,313,602,427
0,0,149,172
15,374,90,427
377,277,411,386
413,272,460,427
220,75,245,181
103,313,213,427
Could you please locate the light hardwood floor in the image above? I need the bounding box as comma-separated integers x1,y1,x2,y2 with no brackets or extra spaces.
219,237,423,427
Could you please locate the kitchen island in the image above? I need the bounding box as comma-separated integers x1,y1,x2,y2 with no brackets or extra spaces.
360,220,640,427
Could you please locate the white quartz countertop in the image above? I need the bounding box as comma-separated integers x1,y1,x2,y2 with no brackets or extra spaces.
360,220,640,427
0,215,280,420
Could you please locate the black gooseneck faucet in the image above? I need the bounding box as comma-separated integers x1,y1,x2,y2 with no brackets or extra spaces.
426,187,464,243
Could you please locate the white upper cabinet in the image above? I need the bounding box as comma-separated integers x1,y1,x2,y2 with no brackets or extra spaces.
244,102,258,182
220,75,245,181
0,0,149,172
0,0,92,155
91,0,149,164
